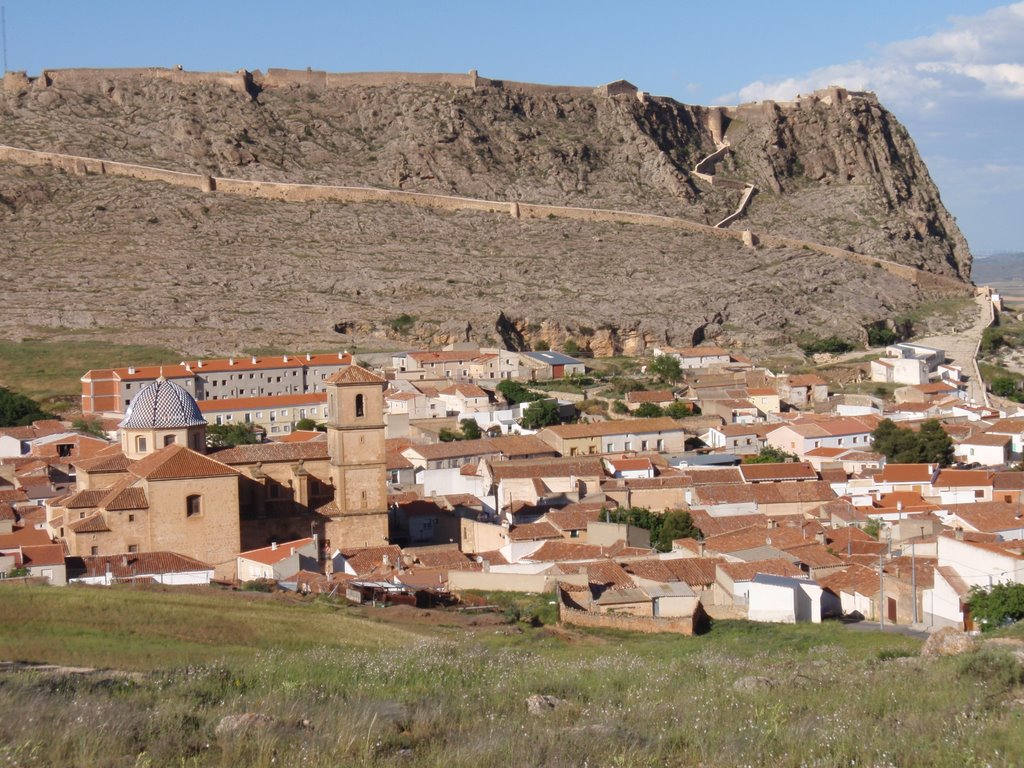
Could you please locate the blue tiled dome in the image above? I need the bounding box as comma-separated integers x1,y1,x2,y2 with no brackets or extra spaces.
119,378,206,429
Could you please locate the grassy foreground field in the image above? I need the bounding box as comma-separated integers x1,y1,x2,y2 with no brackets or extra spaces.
1,584,1023,767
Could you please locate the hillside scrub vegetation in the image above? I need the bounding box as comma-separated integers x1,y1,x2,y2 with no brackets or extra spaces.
0,585,1023,766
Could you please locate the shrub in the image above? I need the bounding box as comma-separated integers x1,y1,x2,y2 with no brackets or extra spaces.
664,401,692,418
867,326,899,347
981,326,1007,354
967,582,1024,632
387,313,416,335
612,400,629,414
634,402,664,418
534,340,551,351
497,380,541,405
799,336,854,356
563,339,581,356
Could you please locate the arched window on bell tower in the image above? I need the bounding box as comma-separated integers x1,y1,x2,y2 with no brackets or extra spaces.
355,394,365,418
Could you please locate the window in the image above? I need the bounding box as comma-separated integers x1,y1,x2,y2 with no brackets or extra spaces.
90,546,99,556
128,514,135,522
975,490,984,499
57,443,72,458
186,495,202,517
136,436,147,453
128,545,138,554
641,440,648,451
163,435,175,446
355,394,365,418
624,441,632,451
656,439,664,451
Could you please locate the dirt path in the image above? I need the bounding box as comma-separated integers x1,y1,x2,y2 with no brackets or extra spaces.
914,290,993,406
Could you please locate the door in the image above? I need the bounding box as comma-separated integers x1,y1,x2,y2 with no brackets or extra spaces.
887,597,897,624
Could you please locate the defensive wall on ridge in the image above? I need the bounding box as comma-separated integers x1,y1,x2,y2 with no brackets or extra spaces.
0,69,967,299
0,141,969,295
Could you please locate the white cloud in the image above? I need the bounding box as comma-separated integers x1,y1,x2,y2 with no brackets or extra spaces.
722,3,1024,110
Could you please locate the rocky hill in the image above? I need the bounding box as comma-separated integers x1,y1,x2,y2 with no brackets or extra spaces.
0,69,973,355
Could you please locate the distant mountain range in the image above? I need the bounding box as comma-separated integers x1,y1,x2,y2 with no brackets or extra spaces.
972,253,1024,284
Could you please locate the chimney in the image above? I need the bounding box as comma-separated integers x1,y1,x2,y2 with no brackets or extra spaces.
698,540,706,557
271,541,278,551
767,518,778,529
283,355,289,363
197,360,203,368
252,356,257,364
229,358,235,366
128,366,135,375
306,353,312,362
815,531,826,545
121,555,128,568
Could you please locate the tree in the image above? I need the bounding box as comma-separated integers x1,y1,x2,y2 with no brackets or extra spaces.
563,339,581,356
520,399,560,430
460,418,482,440
648,355,682,384
871,418,953,466
71,416,107,438
799,336,855,356
967,582,1024,631
863,519,882,540
991,377,1022,401
207,423,260,448
745,446,799,464
438,428,462,442
655,510,699,552
534,340,551,351
664,400,692,419
0,387,52,427
600,506,697,553
634,402,664,418
295,418,319,431
611,400,629,415
497,380,541,406
867,326,899,347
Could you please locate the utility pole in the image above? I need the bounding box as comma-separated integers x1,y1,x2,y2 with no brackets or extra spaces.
879,551,885,631
911,541,918,625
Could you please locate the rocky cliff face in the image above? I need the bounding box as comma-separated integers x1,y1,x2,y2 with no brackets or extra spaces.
0,72,973,355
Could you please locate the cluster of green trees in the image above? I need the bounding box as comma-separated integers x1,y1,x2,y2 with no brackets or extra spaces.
647,355,682,384
439,418,484,442
870,418,953,466
206,423,261,449
745,446,799,464
990,376,1024,403
0,386,53,427
968,582,1024,631
799,336,855,356
611,400,690,418
599,507,698,552
496,380,542,406
866,326,900,347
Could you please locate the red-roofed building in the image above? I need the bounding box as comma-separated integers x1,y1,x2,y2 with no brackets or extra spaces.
238,537,318,581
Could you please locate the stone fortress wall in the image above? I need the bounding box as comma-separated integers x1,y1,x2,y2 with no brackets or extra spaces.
0,69,969,296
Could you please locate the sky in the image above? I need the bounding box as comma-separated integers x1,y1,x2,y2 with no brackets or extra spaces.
1,0,1021,254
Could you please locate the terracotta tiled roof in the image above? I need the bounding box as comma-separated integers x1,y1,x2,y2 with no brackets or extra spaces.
934,469,994,487
541,417,683,440
325,365,385,385
680,467,743,485
277,430,327,443
740,462,817,483
340,545,404,575
210,441,329,464
63,488,109,509
0,526,53,549
72,446,132,473
239,538,315,566
607,458,654,473
782,542,845,568
935,566,971,597
986,418,1024,434
386,449,414,470
67,513,110,533
525,541,606,561
0,503,15,522
508,521,562,542
101,482,148,511
544,503,604,532
949,502,1024,533
993,472,1024,490
818,564,881,597
0,489,29,504
959,433,1011,448
438,383,488,399
76,551,213,578
474,549,509,566
407,350,480,364
689,510,769,537
872,464,936,484
131,445,239,481
20,543,65,567
410,548,475,569
625,390,675,404
405,435,555,462
704,525,811,554
489,457,606,481
696,481,835,507
717,558,804,582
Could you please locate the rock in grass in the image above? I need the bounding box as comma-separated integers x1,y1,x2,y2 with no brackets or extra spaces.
921,627,976,657
733,676,776,691
526,694,569,715
215,713,280,738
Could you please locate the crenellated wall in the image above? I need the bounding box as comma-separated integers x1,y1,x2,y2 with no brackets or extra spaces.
0,141,969,295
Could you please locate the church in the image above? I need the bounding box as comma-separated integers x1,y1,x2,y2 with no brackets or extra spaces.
48,365,389,577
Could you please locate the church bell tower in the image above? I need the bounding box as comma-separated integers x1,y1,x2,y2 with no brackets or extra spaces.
323,365,389,549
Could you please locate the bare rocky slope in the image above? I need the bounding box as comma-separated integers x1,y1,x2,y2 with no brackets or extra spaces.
0,70,973,355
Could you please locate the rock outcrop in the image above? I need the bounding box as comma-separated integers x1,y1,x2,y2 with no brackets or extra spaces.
0,70,973,354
